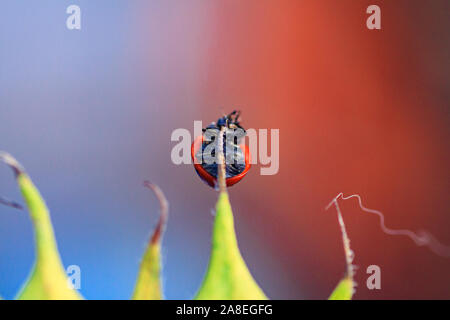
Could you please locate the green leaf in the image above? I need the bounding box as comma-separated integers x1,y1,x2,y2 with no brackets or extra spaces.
0,152,82,300
131,182,167,300
195,191,267,300
329,276,354,300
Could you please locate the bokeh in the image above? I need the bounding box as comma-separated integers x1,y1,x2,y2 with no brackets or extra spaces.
0,1,449,299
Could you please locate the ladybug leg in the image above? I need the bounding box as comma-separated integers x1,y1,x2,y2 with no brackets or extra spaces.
227,110,237,118
235,122,245,131
226,110,238,124
234,110,241,122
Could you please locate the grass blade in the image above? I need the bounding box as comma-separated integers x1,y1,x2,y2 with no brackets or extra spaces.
0,152,82,300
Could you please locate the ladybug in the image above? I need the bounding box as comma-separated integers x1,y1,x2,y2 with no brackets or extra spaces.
191,110,251,188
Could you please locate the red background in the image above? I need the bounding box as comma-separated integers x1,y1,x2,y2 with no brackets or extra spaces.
192,1,450,299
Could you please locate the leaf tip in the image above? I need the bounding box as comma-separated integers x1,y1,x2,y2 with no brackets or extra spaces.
0,151,25,177
131,182,169,300
143,181,168,244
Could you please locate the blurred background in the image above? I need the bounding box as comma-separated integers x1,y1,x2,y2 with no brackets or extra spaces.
0,0,449,299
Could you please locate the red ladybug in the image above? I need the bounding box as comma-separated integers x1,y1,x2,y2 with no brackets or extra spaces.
191,111,251,188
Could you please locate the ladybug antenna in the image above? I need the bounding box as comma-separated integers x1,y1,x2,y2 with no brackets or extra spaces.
227,110,237,118
234,110,241,123
226,110,241,124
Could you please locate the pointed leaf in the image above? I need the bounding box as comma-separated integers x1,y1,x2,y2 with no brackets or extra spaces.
131,182,167,300
0,152,82,300
195,191,267,300
329,276,354,300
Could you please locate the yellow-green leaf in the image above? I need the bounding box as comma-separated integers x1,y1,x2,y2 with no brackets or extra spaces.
329,276,354,300
195,191,267,300
131,182,167,300
0,152,82,300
